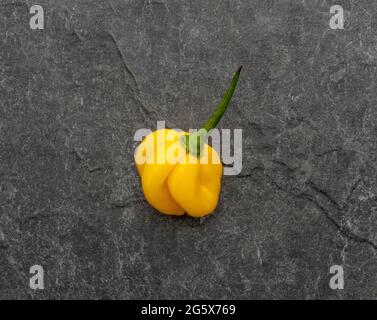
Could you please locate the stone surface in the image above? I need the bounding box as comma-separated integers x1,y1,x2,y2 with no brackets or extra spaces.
1,0,377,299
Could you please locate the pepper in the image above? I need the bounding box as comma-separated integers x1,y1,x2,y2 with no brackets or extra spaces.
134,67,242,217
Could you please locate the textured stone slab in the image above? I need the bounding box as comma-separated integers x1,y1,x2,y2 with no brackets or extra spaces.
1,0,377,299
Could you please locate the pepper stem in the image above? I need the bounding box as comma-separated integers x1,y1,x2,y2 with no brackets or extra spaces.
183,66,242,157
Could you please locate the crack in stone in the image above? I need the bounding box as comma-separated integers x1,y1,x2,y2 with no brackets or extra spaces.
71,29,86,42
299,192,377,250
70,148,108,174
18,211,64,223
314,148,342,158
239,161,377,251
235,174,251,178
108,33,157,125
342,177,362,210
111,198,145,208
308,181,341,210
272,159,295,172
303,180,377,250
228,166,265,179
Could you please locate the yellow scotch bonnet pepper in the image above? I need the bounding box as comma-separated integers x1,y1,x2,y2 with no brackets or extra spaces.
135,67,242,217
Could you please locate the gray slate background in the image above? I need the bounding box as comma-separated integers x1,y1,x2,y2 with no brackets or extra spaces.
1,0,377,299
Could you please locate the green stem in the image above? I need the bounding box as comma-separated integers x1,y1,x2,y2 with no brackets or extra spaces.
183,66,242,157
202,66,242,132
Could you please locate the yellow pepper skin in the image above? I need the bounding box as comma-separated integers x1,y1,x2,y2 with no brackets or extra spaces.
134,67,241,218
135,129,222,217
